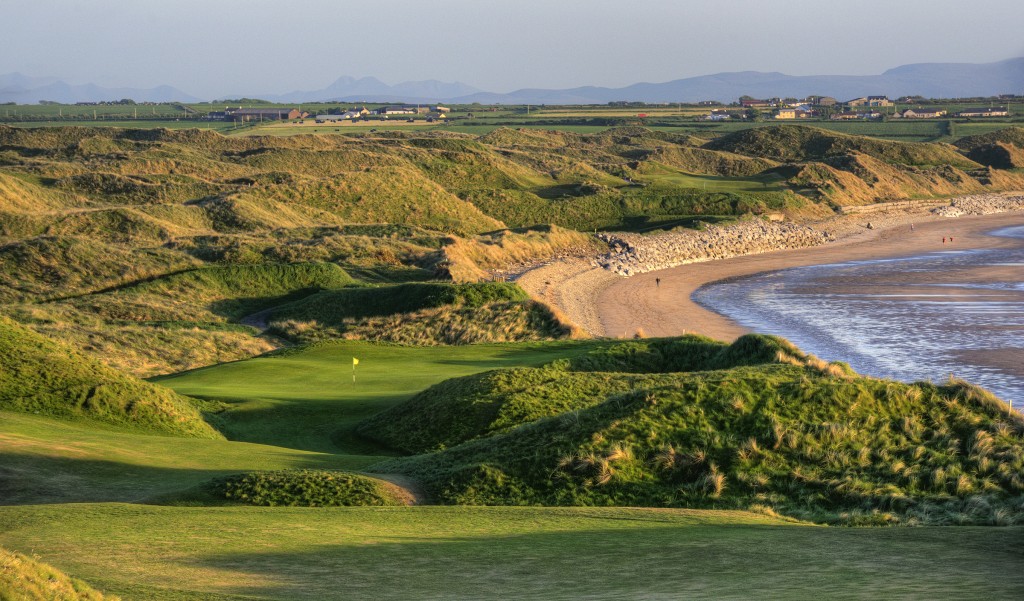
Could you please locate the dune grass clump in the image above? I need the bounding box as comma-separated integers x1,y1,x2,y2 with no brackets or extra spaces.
359,335,851,455
265,281,573,345
365,336,1024,524
0,315,222,438
0,546,116,601
212,470,405,507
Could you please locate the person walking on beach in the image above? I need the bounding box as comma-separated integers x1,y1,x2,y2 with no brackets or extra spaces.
655,277,661,288
943,237,946,244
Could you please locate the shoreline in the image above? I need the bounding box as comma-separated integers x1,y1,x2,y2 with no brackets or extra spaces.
517,198,1024,341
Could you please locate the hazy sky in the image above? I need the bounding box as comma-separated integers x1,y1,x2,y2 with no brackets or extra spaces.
3,0,1022,97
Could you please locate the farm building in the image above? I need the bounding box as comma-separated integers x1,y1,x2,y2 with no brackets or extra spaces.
704,109,731,121
775,108,816,119
740,98,773,108
831,111,881,120
226,108,307,122
900,108,947,119
847,96,893,107
956,107,1010,117
807,96,837,107
377,106,416,115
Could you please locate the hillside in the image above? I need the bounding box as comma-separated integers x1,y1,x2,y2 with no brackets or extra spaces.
2,124,1023,375
371,336,1024,525
703,125,979,169
0,315,221,438
0,546,115,601
266,282,573,344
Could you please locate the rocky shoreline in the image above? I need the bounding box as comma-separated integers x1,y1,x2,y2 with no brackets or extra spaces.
515,191,1024,336
594,221,832,276
593,192,1024,277
932,193,1024,218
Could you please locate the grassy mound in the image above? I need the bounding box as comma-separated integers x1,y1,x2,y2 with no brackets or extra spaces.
966,142,1024,169
953,126,1024,152
211,470,406,507
1,547,115,601
0,236,198,302
267,281,571,345
371,337,1024,524
0,316,221,438
358,335,838,454
109,262,357,320
704,125,979,169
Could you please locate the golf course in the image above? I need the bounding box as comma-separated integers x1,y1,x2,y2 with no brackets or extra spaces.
1,121,1023,599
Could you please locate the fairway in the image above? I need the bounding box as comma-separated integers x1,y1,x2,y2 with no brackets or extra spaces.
154,340,604,453
4,335,1024,600
1,504,1021,601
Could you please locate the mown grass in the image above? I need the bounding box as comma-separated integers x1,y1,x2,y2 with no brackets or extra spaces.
3,336,1023,599
154,339,606,453
0,504,1021,601
0,410,382,506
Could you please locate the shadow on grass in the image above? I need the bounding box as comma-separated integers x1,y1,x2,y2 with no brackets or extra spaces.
0,451,375,506
183,523,1024,601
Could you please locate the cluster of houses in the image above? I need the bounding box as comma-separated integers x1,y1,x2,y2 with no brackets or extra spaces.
314,105,450,123
705,95,1011,122
204,104,452,123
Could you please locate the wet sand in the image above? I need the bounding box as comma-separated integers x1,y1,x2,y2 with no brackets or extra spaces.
596,212,1024,341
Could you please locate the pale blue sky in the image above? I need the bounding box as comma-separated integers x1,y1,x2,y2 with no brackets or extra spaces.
3,0,1022,96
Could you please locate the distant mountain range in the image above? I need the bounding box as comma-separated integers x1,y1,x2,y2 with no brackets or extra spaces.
0,73,199,104
245,76,482,104
2,58,1021,105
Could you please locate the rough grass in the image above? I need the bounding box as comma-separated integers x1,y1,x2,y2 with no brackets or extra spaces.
953,126,1024,152
369,337,1024,525
0,546,115,601
264,282,572,345
358,335,822,453
0,315,221,439
704,125,981,169
211,470,405,507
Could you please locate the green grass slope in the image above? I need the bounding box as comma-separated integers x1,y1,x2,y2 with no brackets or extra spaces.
704,125,980,169
953,126,1024,152
154,340,605,454
0,316,221,438
1,546,115,601
95,262,357,321
358,336,822,453
374,338,1023,525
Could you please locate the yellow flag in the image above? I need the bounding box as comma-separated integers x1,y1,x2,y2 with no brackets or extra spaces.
352,357,359,366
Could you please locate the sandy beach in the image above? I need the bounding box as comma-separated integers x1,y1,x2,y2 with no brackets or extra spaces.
518,202,1024,341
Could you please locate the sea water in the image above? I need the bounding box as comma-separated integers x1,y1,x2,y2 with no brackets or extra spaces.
694,225,1024,406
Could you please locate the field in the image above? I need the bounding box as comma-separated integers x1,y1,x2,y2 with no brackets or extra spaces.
4,100,1019,143
3,340,1023,600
